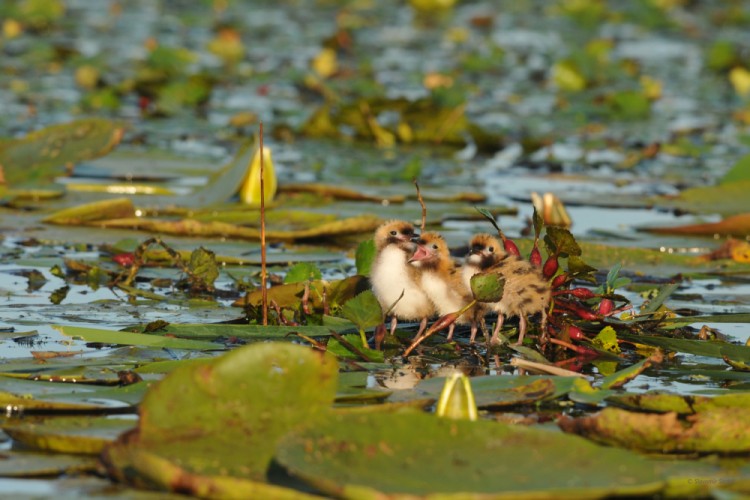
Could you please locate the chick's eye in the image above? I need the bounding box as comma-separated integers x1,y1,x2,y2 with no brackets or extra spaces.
432,244,439,250
488,246,494,252
390,230,398,236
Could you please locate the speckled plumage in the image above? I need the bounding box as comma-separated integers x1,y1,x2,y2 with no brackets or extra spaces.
463,233,550,345
370,220,434,336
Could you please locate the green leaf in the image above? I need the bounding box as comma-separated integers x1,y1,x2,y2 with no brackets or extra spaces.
0,118,125,187
55,326,220,350
327,333,384,363
599,355,654,390
0,452,96,478
42,197,135,225
283,262,322,284
640,282,680,315
339,290,382,330
619,333,750,361
2,417,135,455
545,226,582,256
470,272,505,303
355,238,376,276
276,411,663,498
101,343,338,492
416,375,578,408
188,247,219,287
129,322,356,340
592,326,621,354
560,407,750,454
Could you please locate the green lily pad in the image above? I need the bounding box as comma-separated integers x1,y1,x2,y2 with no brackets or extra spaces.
560,407,750,454
0,390,110,413
102,342,338,493
2,417,135,455
0,452,97,477
55,326,221,350
0,118,125,187
608,391,750,415
416,375,580,409
43,197,136,225
619,333,750,362
276,411,664,498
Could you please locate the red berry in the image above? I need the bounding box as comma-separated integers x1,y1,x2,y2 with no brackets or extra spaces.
529,247,542,267
543,255,559,278
504,238,521,257
113,253,135,267
566,325,585,341
598,298,614,316
551,273,568,289
568,288,596,300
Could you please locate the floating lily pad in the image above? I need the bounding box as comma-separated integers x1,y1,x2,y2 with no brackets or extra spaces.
55,326,220,350
2,417,135,455
608,391,750,414
560,407,750,454
102,342,338,495
0,119,126,187
276,410,664,498
0,452,97,478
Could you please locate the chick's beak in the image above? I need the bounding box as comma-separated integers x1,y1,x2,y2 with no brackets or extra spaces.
408,244,431,263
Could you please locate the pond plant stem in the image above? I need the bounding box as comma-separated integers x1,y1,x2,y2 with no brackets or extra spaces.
260,122,268,326
414,179,426,233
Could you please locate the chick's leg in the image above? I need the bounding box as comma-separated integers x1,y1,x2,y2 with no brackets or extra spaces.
490,314,505,345
515,315,528,345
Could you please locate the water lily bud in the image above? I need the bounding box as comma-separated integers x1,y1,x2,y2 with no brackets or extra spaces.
240,145,277,207
435,372,477,421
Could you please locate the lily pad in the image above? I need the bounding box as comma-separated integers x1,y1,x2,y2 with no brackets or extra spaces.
0,452,97,478
0,118,126,187
559,407,750,454
102,342,338,493
55,326,220,350
2,417,135,455
276,410,664,498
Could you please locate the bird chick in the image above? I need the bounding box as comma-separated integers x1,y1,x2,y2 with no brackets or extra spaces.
463,233,551,345
370,220,435,337
409,232,472,340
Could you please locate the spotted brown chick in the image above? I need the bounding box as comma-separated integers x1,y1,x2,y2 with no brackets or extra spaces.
408,232,472,340
463,233,550,345
370,220,435,337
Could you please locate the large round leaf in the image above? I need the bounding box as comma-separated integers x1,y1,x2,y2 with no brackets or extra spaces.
102,342,338,489
276,411,664,499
